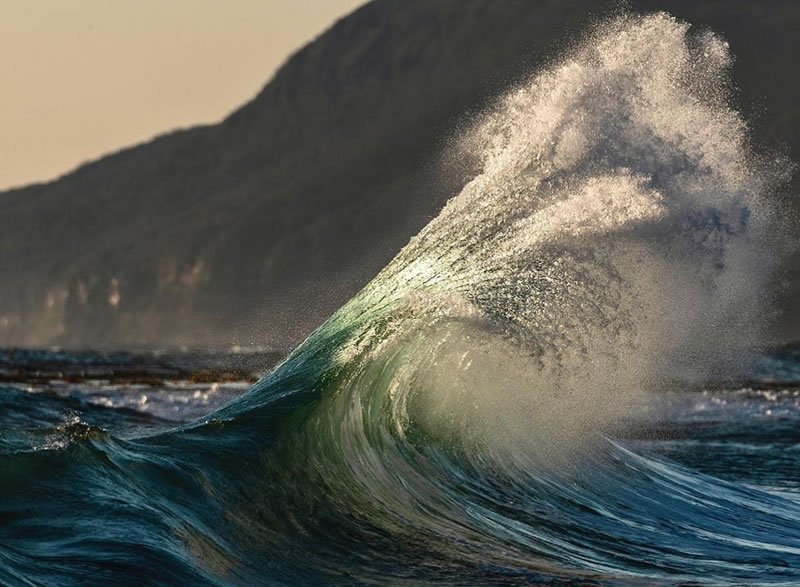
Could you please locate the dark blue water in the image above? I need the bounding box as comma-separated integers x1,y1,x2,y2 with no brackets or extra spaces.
0,347,799,585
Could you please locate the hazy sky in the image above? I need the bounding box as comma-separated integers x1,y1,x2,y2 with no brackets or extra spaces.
1,0,365,190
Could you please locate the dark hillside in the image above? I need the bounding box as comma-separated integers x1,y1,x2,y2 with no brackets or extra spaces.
1,0,798,348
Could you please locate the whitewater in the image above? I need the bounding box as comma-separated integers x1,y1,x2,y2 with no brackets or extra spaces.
0,13,798,585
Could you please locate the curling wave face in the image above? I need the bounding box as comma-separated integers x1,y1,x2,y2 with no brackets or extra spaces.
0,13,798,585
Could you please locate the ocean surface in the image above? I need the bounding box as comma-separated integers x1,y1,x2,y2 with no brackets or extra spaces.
2,13,799,585
1,346,800,585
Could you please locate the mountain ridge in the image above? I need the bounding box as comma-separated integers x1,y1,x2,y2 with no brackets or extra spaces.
2,0,798,349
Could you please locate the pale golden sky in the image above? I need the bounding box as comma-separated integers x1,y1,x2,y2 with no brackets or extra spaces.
1,0,365,190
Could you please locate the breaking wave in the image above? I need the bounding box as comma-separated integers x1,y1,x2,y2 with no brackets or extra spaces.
0,13,797,585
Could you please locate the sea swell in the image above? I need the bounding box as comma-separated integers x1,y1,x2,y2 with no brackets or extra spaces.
1,12,798,585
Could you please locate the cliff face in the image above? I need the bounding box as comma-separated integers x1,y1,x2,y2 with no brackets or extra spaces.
1,0,798,349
